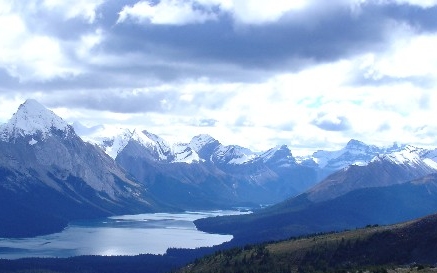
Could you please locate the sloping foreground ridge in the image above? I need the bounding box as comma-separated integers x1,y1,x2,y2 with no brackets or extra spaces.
181,213,437,273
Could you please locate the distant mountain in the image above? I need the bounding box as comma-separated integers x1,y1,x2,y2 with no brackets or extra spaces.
80,127,320,207
302,139,405,178
195,148,437,243
77,123,437,209
0,100,160,237
308,145,437,202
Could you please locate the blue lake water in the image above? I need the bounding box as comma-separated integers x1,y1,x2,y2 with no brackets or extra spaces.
0,210,246,259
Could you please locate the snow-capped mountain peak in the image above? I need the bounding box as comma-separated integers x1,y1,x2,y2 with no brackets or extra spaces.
0,99,71,141
172,142,200,163
132,130,172,161
212,145,256,165
189,134,218,152
372,145,427,167
258,145,296,167
99,128,133,159
311,139,406,170
345,139,368,149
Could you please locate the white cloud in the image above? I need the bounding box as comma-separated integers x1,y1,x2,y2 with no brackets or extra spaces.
42,0,104,23
0,14,79,81
116,0,437,27
356,20,437,82
117,0,217,25
367,34,437,80
2,0,437,155
117,0,315,25
391,0,437,8
219,0,309,24
0,1,103,81
75,28,105,60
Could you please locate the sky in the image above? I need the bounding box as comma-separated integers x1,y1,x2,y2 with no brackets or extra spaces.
1,0,437,155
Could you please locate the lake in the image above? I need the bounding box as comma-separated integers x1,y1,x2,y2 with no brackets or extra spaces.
0,210,247,259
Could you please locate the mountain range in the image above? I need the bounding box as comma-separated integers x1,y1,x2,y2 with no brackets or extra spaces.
195,150,437,243
2,99,437,240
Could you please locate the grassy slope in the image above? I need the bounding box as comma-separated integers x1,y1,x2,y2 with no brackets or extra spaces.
180,213,437,273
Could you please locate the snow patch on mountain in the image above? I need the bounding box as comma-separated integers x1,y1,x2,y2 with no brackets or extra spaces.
382,145,425,166
189,134,217,152
259,145,288,162
172,143,200,163
0,99,71,141
369,145,437,170
213,145,256,165
100,128,133,159
131,130,172,161
421,149,437,163
312,139,405,170
257,145,296,167
423,158,437,169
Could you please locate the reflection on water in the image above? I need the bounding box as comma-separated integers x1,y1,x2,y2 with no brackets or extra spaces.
0,210,248,259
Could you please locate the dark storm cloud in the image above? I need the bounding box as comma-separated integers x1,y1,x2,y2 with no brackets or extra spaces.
3,1,436,91
2,0,437,118
95,1,437,83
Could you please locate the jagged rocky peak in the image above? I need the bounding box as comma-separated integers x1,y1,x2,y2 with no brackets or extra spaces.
130,129,173,161
172,142,200,163
0,99,72,141
188,134,221,161
345,139,368,149
212,144,256,165
132,130,168,148
98,128,134,159
189,134,220,152
259,145,296,166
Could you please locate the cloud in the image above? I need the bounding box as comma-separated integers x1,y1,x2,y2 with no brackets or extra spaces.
312,113,351,132
0,1,105,82
392,0,437,8
72,121,104,135
2,0,437,155
218,0,309,25
117,0,217,25
378,123,391,132
116,0,311,26
42,0,105,23
0,13,79,81
189,118,218,127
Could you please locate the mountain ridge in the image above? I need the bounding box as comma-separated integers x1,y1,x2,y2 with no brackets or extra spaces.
0,100,161,237
181,212,437,273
